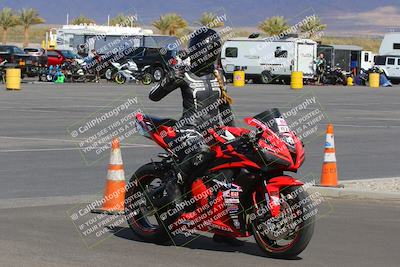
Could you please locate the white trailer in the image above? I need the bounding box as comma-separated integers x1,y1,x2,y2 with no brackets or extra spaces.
379,33,400,56
53,25,155,56
361,51,375,70
220,37,317,83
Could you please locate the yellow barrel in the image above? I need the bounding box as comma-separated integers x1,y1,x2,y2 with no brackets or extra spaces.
233,70,245,87
6,68,21,90
347,76,353,86
291,71,303,89
369,73,380,88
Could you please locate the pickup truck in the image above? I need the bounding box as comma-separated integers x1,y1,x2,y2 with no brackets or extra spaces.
0,45,35,76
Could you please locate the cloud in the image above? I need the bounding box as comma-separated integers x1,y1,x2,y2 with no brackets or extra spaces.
336,5,400,27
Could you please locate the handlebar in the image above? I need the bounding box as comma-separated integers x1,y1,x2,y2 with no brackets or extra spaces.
239,129,264,144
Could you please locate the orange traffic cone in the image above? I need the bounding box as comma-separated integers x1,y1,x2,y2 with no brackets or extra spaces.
92,138,126,215
319,124,341,187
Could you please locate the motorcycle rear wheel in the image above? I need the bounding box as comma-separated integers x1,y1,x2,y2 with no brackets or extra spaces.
105,68,114,80
252,186,315,259
125,163,172,243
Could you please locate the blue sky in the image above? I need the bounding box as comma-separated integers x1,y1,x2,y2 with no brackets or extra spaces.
2,0,399,35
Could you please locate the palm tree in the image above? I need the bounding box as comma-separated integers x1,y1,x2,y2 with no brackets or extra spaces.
19,8,45,47
0,7,18,44
152,13,187,36
195,12,224,28
70,15,95,25
300,15,326,39
109,13,138,27
258,16,289,36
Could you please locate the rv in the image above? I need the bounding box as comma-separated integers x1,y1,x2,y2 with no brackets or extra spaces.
220,37,317,83
52,25,178,57
379,33,400,56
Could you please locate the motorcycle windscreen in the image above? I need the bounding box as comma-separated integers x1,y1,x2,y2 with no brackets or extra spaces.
252,108,291,135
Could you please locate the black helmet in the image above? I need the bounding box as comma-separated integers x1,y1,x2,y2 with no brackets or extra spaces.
188,28,222,75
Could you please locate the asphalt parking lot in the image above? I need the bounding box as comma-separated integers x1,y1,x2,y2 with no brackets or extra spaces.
0,82,399,199
1,82,400,266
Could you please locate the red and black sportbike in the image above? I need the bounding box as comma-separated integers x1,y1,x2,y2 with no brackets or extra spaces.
125,108,315,258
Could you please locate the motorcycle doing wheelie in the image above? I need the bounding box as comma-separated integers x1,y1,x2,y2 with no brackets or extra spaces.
125,108,315,258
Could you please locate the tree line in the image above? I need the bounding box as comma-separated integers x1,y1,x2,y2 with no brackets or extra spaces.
66,12,326,38
0,7,326,47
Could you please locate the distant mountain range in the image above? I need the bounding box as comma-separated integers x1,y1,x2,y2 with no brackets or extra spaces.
2,0,400,35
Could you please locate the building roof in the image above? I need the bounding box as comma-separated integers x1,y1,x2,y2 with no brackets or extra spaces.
227,36,316,44
331,44,363,51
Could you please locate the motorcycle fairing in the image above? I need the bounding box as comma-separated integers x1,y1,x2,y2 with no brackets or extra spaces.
264,176,304,217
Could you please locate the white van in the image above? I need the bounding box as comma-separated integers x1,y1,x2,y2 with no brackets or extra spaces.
379,33,400,56
374,55,400,84
220,37,317,83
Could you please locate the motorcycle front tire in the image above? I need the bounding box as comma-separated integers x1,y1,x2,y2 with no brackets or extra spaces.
115,73,126,84
252,186,315,259
142,73,153,85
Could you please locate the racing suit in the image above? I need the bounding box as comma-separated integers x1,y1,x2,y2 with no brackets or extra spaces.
149,68,234,181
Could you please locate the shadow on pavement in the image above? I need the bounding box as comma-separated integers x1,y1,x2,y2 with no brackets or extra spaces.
109,226,302,260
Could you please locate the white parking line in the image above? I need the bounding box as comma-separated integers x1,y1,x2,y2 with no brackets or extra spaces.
334,124,400,128
0,107,58,113
0,136,155,152
0,144,155,153
343,117,400,121
0,136,82,143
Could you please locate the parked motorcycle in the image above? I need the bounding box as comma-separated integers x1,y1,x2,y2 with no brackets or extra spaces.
355,68,369,86
0,60,7,83
56,59,96,83
322,65,347,85
105,60,152,85
355,67,392,87
125,109,315,259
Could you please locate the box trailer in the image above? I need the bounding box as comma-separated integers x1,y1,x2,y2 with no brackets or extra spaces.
317,44,363,75
361,51,375,70
220,37,317,83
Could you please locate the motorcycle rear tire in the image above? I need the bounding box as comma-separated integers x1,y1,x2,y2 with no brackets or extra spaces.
125,163,171,244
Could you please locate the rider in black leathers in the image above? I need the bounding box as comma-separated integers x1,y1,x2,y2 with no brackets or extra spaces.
149,28,242,246
149,28,234,179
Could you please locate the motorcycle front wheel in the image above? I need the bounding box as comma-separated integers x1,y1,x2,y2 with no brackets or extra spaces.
252,186,315,259
115,73,126,84
141,73,153,85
